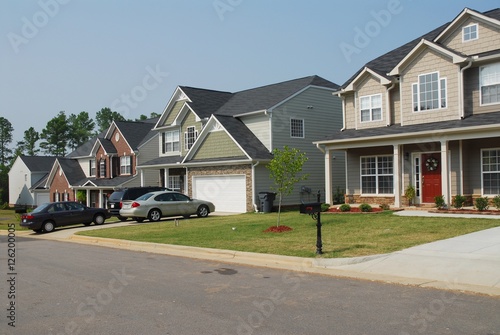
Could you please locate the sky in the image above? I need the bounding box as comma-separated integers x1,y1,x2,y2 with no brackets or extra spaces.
1,0,499,148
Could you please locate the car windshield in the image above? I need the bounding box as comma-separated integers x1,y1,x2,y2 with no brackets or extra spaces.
32,203,51,213
136,193,154,201
109,191,125,201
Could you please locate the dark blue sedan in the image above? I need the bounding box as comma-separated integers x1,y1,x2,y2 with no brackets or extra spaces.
20,202,111,233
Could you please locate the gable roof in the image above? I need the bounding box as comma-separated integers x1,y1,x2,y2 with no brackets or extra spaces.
113,120,156,151
19,156,58,172
178,87,233,119
341,7,500,89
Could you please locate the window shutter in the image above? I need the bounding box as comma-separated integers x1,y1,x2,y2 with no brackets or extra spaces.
162,132,166,153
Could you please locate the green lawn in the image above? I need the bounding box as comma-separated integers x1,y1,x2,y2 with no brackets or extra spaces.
77,211,500,258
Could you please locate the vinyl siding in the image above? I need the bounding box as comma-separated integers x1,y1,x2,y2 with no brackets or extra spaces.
240,113,271,151
400,48,459,125
344,93,356,129
180,112,203,155
163,100,185,126
355,74,387,129
191,130,245,160
463,138,500,196
271,86,343,205
137,134,161,186
346,147,393,195
464,64,500,116
442,18,500,56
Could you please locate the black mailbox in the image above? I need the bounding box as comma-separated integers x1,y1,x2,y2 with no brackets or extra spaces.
300,202,321,214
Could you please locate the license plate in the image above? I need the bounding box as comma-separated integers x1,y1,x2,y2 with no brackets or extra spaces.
110,204,115,208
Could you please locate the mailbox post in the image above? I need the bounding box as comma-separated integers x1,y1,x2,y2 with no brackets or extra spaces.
299,190,323,255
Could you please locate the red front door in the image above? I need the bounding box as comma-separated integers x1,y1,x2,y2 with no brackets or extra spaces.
421,153,442,203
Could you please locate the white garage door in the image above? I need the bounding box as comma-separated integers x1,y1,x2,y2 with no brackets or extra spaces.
192,175,246,213
36,193,50,206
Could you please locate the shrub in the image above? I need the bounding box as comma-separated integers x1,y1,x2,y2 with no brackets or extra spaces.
475,197,489,211
452,195,466,209
320,203,331,212
359,203,373,212
434,195,445,209
404,185,416,206
333,187,345,204
379,203,390,210
339,204,351,212
493,195,500,210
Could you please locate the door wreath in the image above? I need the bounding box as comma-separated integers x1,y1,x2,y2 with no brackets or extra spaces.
425,157,439,171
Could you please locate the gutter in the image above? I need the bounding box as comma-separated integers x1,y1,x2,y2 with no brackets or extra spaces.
460,60,473,119
252,161,260,212
385,81,397,126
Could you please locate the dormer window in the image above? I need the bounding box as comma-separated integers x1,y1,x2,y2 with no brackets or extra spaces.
360,94,382,122
162,130,180,154
412,72,447,111
120,156,131,175
463,24,478,42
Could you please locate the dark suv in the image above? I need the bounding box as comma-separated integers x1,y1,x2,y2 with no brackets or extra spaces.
108,187,167,219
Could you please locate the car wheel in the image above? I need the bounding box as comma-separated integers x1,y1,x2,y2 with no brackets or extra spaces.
134,217,144,223
148,209,162,222
94,214,105,225
197,205,209,218
43,221,55,233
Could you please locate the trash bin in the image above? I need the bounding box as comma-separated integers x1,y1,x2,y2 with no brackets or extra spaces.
258,192,276,213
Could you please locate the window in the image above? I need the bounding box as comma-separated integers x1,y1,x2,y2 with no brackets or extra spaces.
162,130,180,153
290,118,304,138
99,159,106,178
120,156,131,175
482,149,500,195
360,94,382,122
89,159,96,176
184,126,198,150
361,156,393,194
463,24,478,42
480,63,500,105
168,175,181,191
412,72,447,111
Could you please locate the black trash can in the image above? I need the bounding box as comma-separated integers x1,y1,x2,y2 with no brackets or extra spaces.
258,192,276,213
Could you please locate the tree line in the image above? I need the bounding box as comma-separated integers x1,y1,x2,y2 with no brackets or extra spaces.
0,108,159,205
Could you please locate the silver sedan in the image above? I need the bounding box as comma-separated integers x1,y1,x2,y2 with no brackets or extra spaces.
119,191,215,222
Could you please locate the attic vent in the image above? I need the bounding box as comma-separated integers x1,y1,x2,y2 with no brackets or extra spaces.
210,123,223,132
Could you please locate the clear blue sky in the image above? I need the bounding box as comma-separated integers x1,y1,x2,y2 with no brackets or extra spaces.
1,0,498,147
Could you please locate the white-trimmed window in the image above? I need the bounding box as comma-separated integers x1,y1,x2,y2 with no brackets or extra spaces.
463,24,478,42
162,130,180,154
412,72,447,111
168,175,181,191
120,156,131,175
290,118,304,138
361,156,394,194
184,126,198,150
89,159,96,176
360,94,382,122
480,63,500,105
482,149,500,195
99,159,106,178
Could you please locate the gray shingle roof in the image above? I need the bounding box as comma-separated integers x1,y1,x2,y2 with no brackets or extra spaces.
20,156,58,171
318,111,500,142
78,175,138,187
98,138,117,154
57,158,87,185
179,87,233,119
114,120,155,150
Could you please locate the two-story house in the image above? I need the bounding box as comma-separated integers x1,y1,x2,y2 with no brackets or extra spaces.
315,8,500,208
43,119,160,207
137,75,345,213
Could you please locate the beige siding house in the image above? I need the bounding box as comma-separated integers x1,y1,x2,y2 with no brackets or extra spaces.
137,76,344,213
315,8,500,208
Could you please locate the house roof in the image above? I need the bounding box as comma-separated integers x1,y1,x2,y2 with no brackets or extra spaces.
341,8,500,88
178,87,233,119
57,158,88,185
114,120,156,150
98,138,117,154
19,156,58,172
215,75,339,116
316,110,500,143
78,175,138,187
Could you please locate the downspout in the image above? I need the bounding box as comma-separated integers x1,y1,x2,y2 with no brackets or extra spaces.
252,161,260,212
340,94,346,131
385,81,396,126
460,60,473,119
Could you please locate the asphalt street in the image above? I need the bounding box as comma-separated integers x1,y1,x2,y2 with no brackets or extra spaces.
1,236,499,335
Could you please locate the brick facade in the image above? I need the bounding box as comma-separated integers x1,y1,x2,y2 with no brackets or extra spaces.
345,194,394,206
50,166,74,202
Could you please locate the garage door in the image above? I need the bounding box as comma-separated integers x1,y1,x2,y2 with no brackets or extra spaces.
192,175,246,213
36,193,50,206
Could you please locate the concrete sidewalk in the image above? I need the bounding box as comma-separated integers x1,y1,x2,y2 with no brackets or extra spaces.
7,211,500,296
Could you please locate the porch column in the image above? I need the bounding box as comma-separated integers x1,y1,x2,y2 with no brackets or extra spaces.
393,144,401,207
99,189,103,208
441,140,450,207
86,189,90,207
164,168,169,189
324,149,333,205
140,169,145,187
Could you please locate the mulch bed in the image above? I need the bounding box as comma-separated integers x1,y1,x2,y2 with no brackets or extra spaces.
263,225,293,233
325,207,384,214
